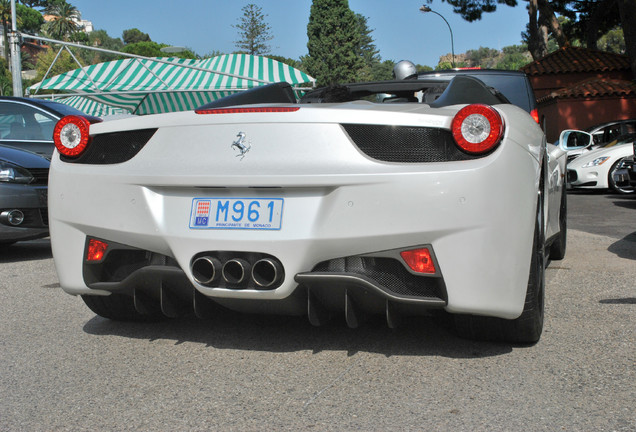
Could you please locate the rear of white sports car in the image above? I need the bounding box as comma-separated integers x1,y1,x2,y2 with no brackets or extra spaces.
49,78,555,342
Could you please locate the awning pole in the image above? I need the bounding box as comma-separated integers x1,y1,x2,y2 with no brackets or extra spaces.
9,0,22,96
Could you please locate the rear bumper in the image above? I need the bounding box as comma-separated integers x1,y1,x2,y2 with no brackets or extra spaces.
50,135,540,319
76,240,448,325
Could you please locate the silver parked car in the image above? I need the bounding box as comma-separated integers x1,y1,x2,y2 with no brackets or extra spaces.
0,96,98,157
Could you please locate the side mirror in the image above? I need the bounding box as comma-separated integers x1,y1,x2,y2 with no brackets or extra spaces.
559,130,593,150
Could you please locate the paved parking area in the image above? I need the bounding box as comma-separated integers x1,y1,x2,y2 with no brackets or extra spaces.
1,193,634,431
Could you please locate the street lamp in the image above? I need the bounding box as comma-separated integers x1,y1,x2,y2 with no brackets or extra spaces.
420,5,456,68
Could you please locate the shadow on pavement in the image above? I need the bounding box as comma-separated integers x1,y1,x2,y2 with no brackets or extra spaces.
607,231,636,260
0,239,52,263
599,298,636,305
82,311,517,359
612,197,636,210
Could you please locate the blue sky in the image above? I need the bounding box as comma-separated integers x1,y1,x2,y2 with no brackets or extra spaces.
69,0,530,67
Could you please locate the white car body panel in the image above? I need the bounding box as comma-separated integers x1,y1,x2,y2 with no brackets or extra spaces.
49,93,563,323
567,142,634,190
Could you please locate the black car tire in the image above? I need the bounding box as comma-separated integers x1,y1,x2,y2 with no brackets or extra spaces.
454,190,545,344
82,293,164,322
608,158,635,194
548,185,567,260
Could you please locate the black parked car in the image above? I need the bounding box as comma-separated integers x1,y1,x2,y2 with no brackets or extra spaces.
0,145,49,245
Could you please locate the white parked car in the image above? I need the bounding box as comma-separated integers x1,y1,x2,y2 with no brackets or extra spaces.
48,73,567,343
566,131,636,194
558,120,636,163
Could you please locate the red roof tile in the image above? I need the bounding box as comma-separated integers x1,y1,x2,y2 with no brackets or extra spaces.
537,78,636,103
521,46,630,75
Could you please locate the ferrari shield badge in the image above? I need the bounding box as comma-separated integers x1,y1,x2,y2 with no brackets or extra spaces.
232,132,250,160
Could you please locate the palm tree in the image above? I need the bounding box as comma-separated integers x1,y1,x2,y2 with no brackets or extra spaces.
44,2,80,41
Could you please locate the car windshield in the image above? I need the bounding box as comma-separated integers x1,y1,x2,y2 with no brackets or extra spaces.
602,133,636,148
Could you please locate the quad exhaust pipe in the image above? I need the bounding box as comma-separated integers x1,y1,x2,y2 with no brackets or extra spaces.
190,254,283,289
222,258,250,284
191,256,222,285
251,258,283,288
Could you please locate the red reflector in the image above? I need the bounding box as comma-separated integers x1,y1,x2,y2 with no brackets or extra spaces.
451,104,504,155
400,248,436,274
86,239,108,262
195,106,300,115
53,115,92,157
530,108,540,124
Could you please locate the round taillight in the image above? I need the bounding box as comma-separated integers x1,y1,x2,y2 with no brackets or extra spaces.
53,115,91,157
451,104,504,155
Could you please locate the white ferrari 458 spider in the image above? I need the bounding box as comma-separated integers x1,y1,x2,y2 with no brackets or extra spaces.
49,71,567,343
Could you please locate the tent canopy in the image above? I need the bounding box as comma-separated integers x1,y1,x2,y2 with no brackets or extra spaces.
27,54,315,116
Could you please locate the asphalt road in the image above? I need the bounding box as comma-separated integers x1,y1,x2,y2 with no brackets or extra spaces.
1,192,635,431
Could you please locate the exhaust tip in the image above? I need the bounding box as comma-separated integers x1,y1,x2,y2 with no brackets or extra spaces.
191,256,221,286
222,258,250,285
251,258,283,288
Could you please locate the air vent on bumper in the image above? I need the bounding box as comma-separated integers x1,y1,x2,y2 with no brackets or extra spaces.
342,124,480,163
60,128,157,164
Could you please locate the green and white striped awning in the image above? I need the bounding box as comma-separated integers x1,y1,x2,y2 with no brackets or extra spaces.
27,54,315,116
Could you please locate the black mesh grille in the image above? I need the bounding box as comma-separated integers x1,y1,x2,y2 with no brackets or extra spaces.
313,256,446,300
342,124,478,163
62,128,157,165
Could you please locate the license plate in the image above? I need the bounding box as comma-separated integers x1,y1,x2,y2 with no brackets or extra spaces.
189,198,284,230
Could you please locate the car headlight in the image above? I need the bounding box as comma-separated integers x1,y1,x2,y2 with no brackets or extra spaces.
581,157,610,168
0,160,35,184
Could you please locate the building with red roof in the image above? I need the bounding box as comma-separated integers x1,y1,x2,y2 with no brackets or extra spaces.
521,46,635,142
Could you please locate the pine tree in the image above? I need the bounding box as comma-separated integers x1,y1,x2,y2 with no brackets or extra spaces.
304,0,366,86
233,4,273,56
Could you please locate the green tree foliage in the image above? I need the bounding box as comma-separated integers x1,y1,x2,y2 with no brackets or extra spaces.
431,44,532,70
121,41,197,59
34,47,81,82
496,44,533,69
430,0,517,22
233,3,273,55
79,29,124,64
0,1,47,60
20,50,35,70
436,0,634,75
42,1,80,40
596,27,625,54
0,56,12,96
465,46,501,68
123,28,151,44
267,55,301,70
355,14,382,82
16,3,43,33
22,0,46,7
201,50,225,59
121,41,166,57
304,0,365,86
371,59,395,81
